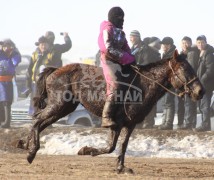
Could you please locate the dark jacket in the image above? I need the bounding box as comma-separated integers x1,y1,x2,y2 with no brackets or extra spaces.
50,35,72,67
197,44,214,92
162,45,176,59
141,45,161,65
180,46,199,73
131,41,161,65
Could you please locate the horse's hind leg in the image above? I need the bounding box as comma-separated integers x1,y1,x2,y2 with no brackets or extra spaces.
26,102,79,163
116,125,135,174
78,126,122,156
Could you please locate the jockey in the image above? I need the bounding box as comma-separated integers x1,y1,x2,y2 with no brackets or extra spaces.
98,7,135,128
0,39,21,128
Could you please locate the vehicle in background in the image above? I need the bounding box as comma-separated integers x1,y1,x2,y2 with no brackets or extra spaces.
66,105,101,127
11,97,100,127
11,97,32,122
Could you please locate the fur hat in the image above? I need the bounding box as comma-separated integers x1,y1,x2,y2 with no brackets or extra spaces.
182,36,192,44
149,37,160,44
35,36,49,46
143,37,151,45
130,30,141,37
160,37,174,45
196,35,207,43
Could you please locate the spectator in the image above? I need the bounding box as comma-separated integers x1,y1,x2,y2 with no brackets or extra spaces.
24,36,54,115
98,6,135,128
0,39,21,128
129,30,145,65
194,35,214,131
45,31,72,67
178,36,200,130
158,37,177,130
142,37,161,129
130,32,161,129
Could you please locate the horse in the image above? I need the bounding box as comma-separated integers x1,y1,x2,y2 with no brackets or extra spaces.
17,50,204,173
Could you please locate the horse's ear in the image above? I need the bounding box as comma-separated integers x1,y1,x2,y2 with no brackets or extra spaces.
173,49,179,60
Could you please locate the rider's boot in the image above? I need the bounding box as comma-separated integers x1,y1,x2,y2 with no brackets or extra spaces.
101,96,118,128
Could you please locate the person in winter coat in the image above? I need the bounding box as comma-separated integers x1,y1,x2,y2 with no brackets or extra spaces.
45,31,72,67
158,37,177,130
130,32,161,129
178,36,200,130
98,6,135,128
0,39,21,128
25,36,54,115
194,35,214,132
129,30,145,65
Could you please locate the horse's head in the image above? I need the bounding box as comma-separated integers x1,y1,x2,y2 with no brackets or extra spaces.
169,50,204,101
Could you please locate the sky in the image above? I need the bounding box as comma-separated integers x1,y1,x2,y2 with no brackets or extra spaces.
1,0,214,63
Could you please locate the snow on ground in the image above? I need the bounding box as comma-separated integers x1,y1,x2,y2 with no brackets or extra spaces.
37,112,214,159
12,113,214,159
38,129,214,159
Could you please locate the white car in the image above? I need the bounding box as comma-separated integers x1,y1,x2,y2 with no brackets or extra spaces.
11,97,99,127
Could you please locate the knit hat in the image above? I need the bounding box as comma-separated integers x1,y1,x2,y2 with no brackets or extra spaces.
130,30,141,37
108,7,124,28
182,36,192,44
160,37,174,45
149,37,160,44
35,36,49,46
143,37,151,45
196,35,207,43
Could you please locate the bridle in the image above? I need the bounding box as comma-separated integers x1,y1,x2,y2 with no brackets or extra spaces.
131,61,197,98
124,61,197,121
168,61,198,97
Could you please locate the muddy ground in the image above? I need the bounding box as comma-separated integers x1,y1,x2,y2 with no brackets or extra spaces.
0,125,214,179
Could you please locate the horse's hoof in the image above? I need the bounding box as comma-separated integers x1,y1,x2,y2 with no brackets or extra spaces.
116,166,134,174
16,140,26,150
78,146,99,156
27,152,36,164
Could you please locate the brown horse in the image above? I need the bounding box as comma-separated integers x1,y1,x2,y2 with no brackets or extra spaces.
17,50,204,173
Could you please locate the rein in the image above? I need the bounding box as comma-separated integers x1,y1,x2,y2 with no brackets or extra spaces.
123,61,197,121
131,62,197,98
131,64,181,97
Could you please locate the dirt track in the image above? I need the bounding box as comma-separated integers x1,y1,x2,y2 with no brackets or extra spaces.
1,126,214,179
1,154,214,179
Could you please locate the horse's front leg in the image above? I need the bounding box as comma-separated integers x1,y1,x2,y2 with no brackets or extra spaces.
78,126,122,156
26,118,43,164
116,125,135,174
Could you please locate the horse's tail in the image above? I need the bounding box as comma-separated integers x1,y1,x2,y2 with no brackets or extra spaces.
33,67,57,112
